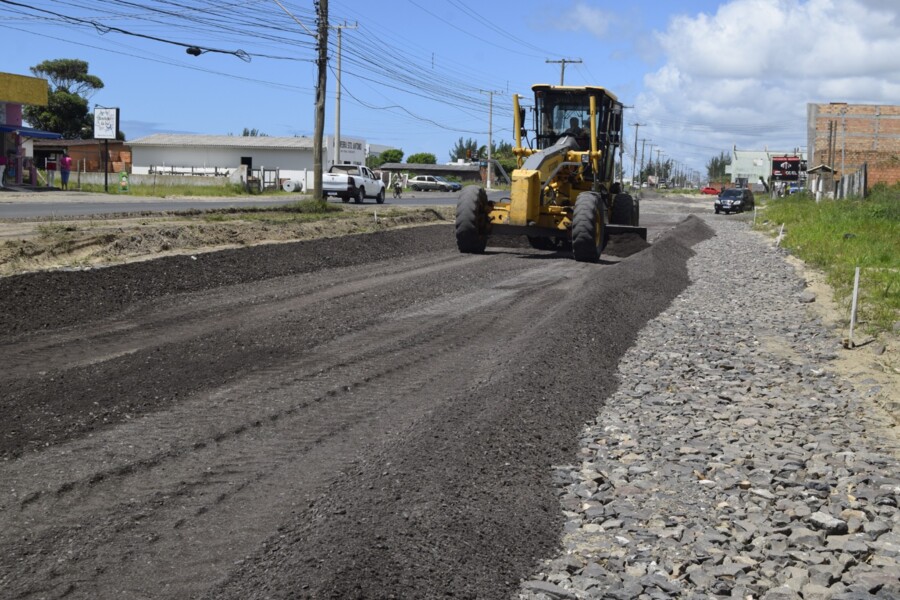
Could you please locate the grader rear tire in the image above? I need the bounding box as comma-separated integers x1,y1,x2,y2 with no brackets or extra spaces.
455,185,489,253
611,192,638,226
572,192,608,262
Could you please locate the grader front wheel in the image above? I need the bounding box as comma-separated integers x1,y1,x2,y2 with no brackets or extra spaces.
455,185,489,253
572,192,608,262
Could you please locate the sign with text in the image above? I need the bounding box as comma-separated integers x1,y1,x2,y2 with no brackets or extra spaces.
771,156,801,181
94,107,119,140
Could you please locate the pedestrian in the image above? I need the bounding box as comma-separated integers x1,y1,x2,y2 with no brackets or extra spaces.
0,154,6,188
60,150,72,190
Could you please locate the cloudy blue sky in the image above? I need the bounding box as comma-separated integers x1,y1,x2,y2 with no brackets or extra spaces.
4,0,899,176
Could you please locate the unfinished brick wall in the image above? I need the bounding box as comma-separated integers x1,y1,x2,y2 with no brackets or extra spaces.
868,156,900,188
807,103,900,185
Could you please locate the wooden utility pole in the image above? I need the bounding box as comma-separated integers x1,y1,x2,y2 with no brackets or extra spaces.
331,20,357,167
313,0,328,201
630,122,644,187
479,90,502,190
545,58,582,85
639,138,650,186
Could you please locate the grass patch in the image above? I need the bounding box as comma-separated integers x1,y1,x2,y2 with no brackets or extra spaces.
756,185,900,333
76,182,264,197
36,223,78,237
200,199,345,224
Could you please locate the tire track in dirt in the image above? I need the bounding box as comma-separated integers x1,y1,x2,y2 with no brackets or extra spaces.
0,252,467,378
0,253,595,599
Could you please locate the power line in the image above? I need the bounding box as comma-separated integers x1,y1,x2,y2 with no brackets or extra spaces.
0,0,252,61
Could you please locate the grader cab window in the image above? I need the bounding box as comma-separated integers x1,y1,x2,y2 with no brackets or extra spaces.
534,88,618,151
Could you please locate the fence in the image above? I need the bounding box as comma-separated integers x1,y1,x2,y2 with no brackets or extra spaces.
149,165,235,177
836,162,867,199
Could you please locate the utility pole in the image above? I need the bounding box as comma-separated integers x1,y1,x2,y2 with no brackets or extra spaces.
840,106,847,178
480,89,502,190
630,122,645,188
656,148,663,183
545,58,582,85
312,0,328,201
639,138,651,187
331,20,357,167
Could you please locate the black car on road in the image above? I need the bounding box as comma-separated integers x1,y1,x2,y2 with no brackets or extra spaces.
715,188,755,214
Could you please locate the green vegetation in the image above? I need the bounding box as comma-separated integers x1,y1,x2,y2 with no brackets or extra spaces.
406,152,437,164
24,59,111,139
201,199,343,223
706,151,731,184
75,182,253,197
756,185,899,333
368,148,404,169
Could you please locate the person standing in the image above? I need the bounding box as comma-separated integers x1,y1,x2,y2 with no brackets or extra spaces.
60,150,72,190
0,154,6,188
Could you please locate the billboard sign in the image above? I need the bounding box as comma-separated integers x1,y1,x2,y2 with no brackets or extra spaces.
94,107,119,140
771,156,801,181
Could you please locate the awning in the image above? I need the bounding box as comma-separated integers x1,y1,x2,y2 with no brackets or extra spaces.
0,124,63,139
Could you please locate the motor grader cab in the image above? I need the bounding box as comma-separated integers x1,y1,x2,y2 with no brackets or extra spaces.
455,84,645,262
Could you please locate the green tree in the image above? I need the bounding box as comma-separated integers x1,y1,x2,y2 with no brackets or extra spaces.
450,137,480,161
706,151,731,183
380,148,404,163
241,128,268,136
489,140,517,178
23,59,106,139
407,152,437,164
366,148,403,169
367,148,403,169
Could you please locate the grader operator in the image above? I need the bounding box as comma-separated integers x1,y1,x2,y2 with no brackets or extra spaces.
455,84,645,262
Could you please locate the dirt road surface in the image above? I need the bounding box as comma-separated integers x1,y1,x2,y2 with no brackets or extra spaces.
0,195,713,599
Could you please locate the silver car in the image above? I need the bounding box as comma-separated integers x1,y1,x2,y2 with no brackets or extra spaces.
408,175,462,192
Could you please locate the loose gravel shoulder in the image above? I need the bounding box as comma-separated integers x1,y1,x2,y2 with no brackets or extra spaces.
519,215,900,599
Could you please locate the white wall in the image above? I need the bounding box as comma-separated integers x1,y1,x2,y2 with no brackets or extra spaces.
132,146,314,174
325,135,366,167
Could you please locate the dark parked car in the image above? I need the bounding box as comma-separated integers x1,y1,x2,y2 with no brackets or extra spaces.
715,188,755,214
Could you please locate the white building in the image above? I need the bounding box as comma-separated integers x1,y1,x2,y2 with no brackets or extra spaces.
129,133,370,190
726,145,807,190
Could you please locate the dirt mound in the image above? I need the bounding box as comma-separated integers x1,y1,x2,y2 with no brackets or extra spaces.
0,206,453,277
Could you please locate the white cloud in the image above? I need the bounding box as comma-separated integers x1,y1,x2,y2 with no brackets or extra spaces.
544,2,616,36
636,0,900,168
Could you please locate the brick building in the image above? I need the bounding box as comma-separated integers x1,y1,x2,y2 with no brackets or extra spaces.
807,102,900,188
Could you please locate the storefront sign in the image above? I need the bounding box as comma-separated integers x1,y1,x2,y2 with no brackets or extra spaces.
94,107,119,140
772,156,801,181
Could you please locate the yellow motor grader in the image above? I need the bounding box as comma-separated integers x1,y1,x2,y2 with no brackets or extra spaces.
455,84,645,262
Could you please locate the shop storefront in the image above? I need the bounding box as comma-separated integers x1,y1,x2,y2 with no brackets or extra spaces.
1,71,62,188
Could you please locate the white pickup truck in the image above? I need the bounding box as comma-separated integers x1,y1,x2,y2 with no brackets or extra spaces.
322,164,386,204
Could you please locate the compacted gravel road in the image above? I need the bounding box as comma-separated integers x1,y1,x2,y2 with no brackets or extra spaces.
0,198,704,599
